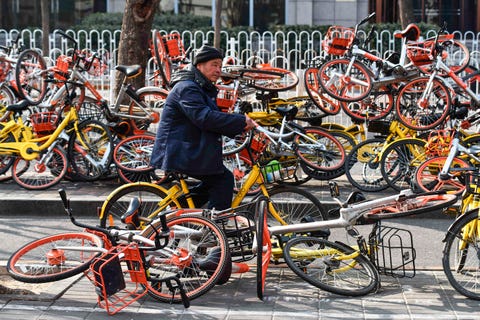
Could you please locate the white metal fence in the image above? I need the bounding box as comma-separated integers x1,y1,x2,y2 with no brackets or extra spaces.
2,27,480,98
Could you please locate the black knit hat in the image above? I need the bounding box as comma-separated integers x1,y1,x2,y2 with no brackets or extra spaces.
193,45,224,66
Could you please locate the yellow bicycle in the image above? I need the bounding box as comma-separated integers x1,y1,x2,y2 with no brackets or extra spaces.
0,99,113,189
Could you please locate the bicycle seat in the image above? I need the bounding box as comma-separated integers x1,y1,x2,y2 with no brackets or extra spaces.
115,64,142,77
394,23,420,42
274,106,298,120
345,191,367,205
6,99,30,113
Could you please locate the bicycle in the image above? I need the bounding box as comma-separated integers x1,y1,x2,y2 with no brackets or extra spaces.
0,97,113,189
97,132,328,231
6,189,239,311
395,22,474,131
254,181,458,300
414,108,480,195
36,31,168,135
442,172,480,300
317,13,420,105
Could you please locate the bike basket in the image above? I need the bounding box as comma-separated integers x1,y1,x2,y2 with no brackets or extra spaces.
215,210,255,262
30,111,59,136
260,158,299,183
161,33,185,62
54,55,71,81
369,224,416,278
216,84,238,112
88,243,148,315
406,41,435,66
322,26,355,55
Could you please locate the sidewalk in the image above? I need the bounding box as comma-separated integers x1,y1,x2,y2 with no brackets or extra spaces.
1,267,478,319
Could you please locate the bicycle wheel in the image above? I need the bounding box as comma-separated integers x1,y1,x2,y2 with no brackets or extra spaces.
300,129,356,181
98,183,171,229
364,191,458,220
67,119,113,181
345,138,390,192
222,131,251,156
241,67,299,92
7,232,103,283
340,85,394,122
443,209,480,300
15,49,47,105
395,77,451,131
0,84,15,122
318,58,373,102
256,198,271,300
12,146,68,190
140,215,229,303
294,127,346,172
283,236,380,296
152,30,171,88
419,39,470,76
304,67,341,115
265,185,328,225
128,86,168,133
113,133,155,173
380,138,427,191
414,156,470,195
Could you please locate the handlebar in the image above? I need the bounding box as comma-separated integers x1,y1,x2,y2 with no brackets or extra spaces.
58,189,169,250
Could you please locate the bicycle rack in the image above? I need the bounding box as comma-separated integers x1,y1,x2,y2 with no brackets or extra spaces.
369,223,416,278
214,210,255,262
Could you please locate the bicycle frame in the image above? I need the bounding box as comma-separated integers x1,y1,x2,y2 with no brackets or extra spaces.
439,131,480,178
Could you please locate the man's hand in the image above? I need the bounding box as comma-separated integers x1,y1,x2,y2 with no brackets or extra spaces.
244,115,256,131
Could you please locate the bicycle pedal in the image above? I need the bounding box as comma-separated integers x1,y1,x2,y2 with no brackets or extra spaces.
443,206,459,217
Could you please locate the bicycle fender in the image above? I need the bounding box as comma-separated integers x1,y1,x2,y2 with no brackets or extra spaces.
442,209,479,242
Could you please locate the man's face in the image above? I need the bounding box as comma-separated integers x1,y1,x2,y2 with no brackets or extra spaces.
196,58,223,82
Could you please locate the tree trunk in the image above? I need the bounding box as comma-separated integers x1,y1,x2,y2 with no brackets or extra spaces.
41,0,49,57
115,0,159,97
214,0,223,49
398,0,415,29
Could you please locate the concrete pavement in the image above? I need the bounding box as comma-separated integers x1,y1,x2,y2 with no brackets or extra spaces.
1,177,479,319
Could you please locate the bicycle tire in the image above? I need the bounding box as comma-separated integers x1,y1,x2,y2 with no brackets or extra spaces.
0,84,15,122
340,85,394,122
152,30,171,88
283,236,380,296
7,232,104,283
14,49,47,105
98,182,172,229
299,129,356,181
414,156,470,195
12,146,68,190
442,209,480,300
113,133,155,173
262,185,328,225
304,67,341,115
241,67,299,92
116,166,162,184
419,38,470,76
128,86,168,133
364,191,458,220
345,138,390,192
294,127,346,172
67,119,113,181
318,58,373,103
395,76,451,131
256,198,271,300
140,215,230,303
222,131,251,156
380,138,427,191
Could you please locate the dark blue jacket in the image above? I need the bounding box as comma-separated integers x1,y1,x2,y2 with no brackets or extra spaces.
150,64,246,175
